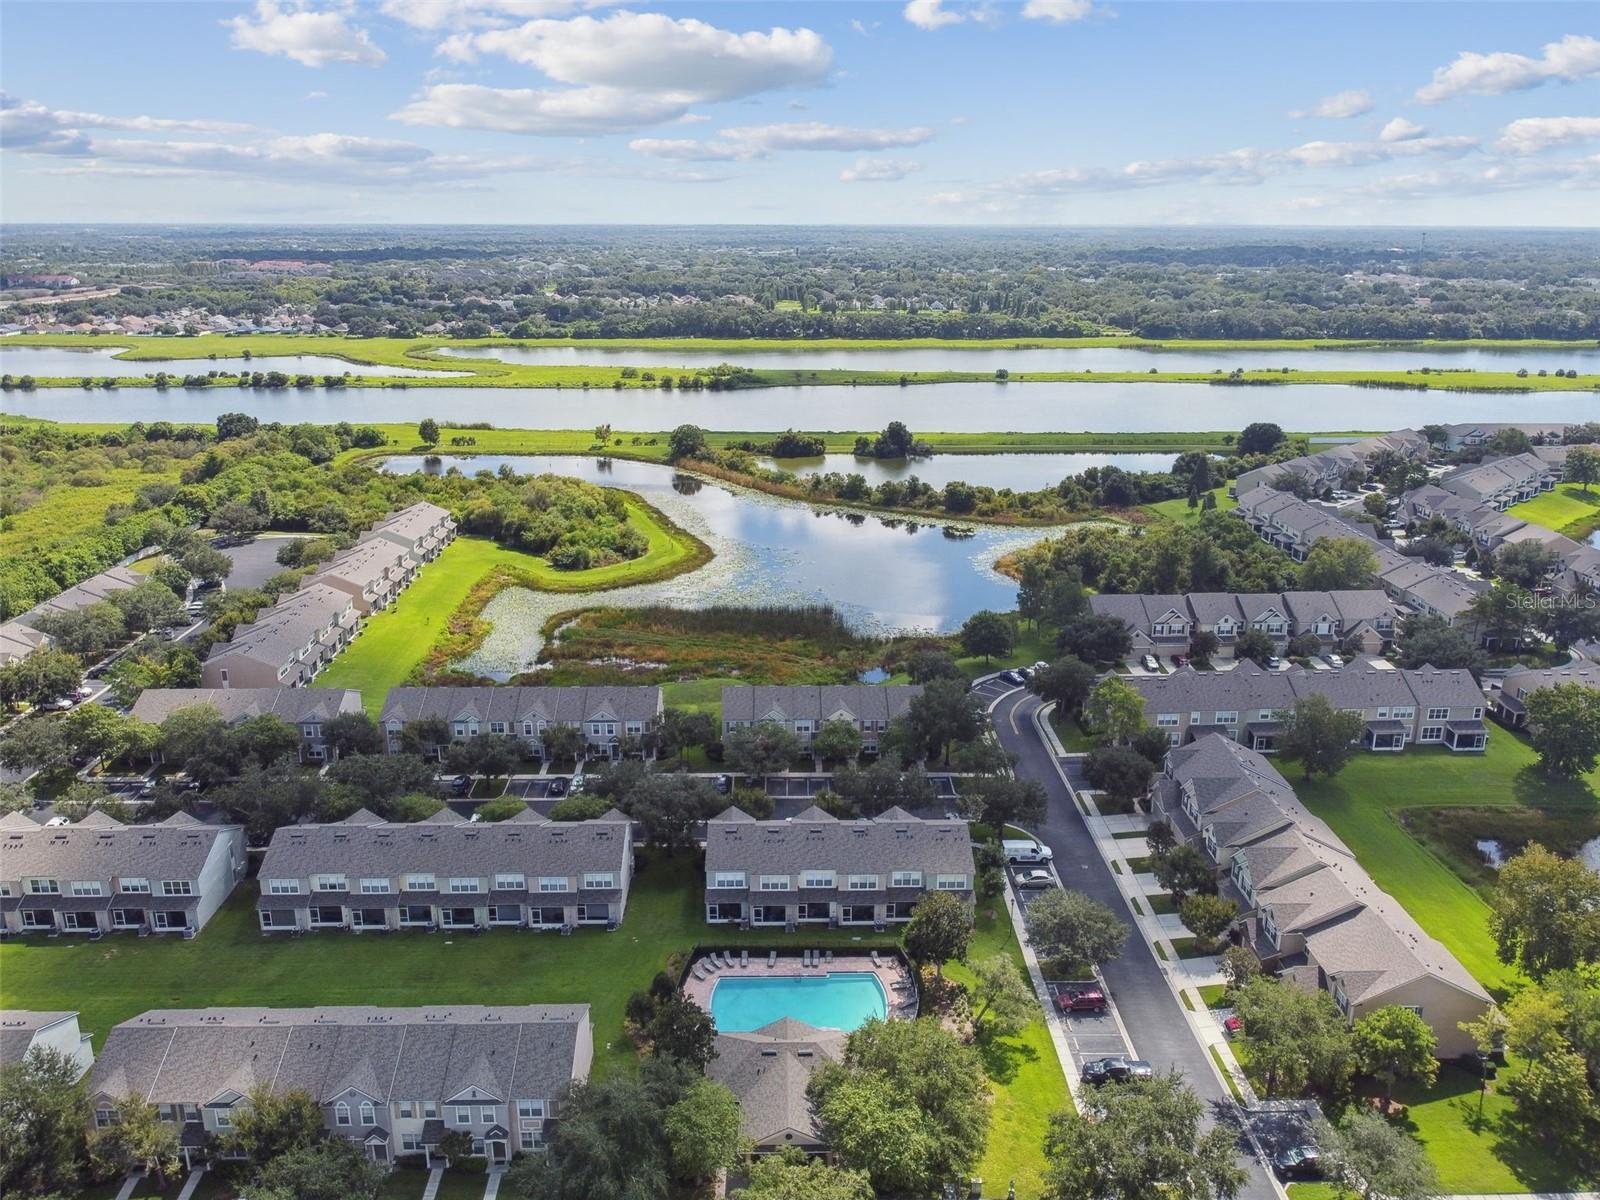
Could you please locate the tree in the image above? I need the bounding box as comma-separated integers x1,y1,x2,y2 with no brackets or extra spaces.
1238,422,1285,455
1352,1006,1438,1109
1278,693,1365,780
1030,654,1098,713
0,718,81,791
734,1147,873,1200
475,796,528,822
1299,537,1379,590
667,424,708,460
1178,894,1236,951
252,1137,383,1200
1217,945,1261,994
0,648,81,709
960,609,1015,663
656,707,715,759
1042,1072,1248,1200
905,647,963,684
1232,627,1277,669
1058,613,1133,664
1525,683,1600,778
321,712,382,759
222,1085,325,1168
723,720,801,779
906,678,982,765
1085,675,1146,744
541,721,589,765
1152,843,1215,903
1490,843,1600,977
903,891,974,975
233,714,301,768
959,775,1045,830
662,1078,744,1182
1504,1046,1595,1148
1395,613,1484,672
1567,445,1600,493
445,732,523,778
112,581,185,632
1495,541,1561,589
90,1097,179,1189
1466,581,1535,650
829,759,936,817
418,417,440,446
179,543,233,585
1230,977,1353,1096
323,752,439,811
1084,745,1155,803
1027,888,1127,971
810,1017,990,1197
0,1047,90,1198
622,774,720,851
1505,986,1569,1061
968,954,1037,1039
811,717,863,764
1187,629,1221,667
648,993,717,1069
390,791,445,821
1316,1108,1439,1200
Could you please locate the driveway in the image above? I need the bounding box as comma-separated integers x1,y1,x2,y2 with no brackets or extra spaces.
990,687,1279,1200
218,535,311,591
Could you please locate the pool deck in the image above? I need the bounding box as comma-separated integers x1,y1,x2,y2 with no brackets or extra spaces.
683,950,918,1021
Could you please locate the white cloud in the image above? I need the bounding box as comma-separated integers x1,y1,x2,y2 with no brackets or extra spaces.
1021,0,1093,23
443,11,831,103
904,0,963,30
393,83,686,135
1416,34,1600,103
630,122,935,161
306,89,329,100
226,1,386,67
849,18,878,36
1378,117,1425,142
1495,115,1600,156
0,93,255,153
840,157,922,182
1289,89,1373,119
627,137,750,162
378,0,613,31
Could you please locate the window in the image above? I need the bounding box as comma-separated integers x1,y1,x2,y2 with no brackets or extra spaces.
709,872,745,889
70,881,103,897
448,878,481,893
423,1102,437,1119
581,873,615,890
1420,725,1444,743
405,874,436,891
1216,711,1238,726
538,877,569,893
160,881,193,896
494,874,526,891
520,1129,543,1151
934,875,968,891
846,875,879,891
891,870,923,888
402,1133,422,1153
758,875,791,892
214,1108,232,1130
517,1099,545,1120
1156,713,1179,728
27,879,59,895
95,1108,116,1128
267,879,300,895
313,875,346,892
490,722,506,734
120,877,150,894
802,871,835,889
1426,707,1449,721
1393,707,1414,720
359,878,390,894
479,1106,495,1124
335,1102,352,1126
451,1106,472,1127
360,1102,376,1126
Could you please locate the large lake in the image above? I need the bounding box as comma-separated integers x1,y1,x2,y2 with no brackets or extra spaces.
440,343,1600,374
0,345,464,379
382,454,1055,676
4,380,1595,432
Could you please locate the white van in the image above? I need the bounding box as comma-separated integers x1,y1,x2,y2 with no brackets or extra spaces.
1002,838,1052,865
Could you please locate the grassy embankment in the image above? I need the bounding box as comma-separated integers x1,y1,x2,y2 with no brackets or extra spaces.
5,333,1596,391
1507,481,1600,542
0,856,1067,1198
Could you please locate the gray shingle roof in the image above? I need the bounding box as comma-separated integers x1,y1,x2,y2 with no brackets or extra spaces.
704,808,974,876
129,687,363,727
0,1010,78,1066
19,566,144,628
707,1019,845,1147
380,686,662,727
205,582,353,669
0,811,239,887
721,685,923,725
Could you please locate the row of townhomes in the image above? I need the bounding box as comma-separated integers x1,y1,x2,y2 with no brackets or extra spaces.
1129,660,1489,752
0,810,246,936
1232,429,1432,500
380,686,665,763
202,501,456,689
1,563,145,665
83,1005,592,1168
1152,735,1491,1055
0,1009,96,1080
1089,590,1400,659
255,806,634,933
1490,660,1600,728
703,805,976,929
130,687,365,763
721,684,922,755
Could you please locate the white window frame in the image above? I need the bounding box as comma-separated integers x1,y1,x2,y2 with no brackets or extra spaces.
891,870,923,888
581,873,615,890
28,879,59,895
538,877,569,893
517,1099,545,1120
479,1105,495,1124
160,880,193,897
846,875,879,891
335,1102,352,1127
448,878,481,894
120,877,150,894
709,872,745,889
360,1101,376,1126
405,874,436,892
70,881,104,897
450,1105,472,1127
313,875,347,892
801,871,835,889
494,874,526,891
934,874,968,891
758,875,792,892
359,878,391,894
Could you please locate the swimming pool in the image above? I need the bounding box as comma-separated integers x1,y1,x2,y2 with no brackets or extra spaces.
710,972,888,1032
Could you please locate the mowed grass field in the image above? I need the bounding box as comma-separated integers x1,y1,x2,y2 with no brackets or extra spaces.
320,513,709,712
1508,481,1600,538
0,855,1069,1197
1144,485,1237,525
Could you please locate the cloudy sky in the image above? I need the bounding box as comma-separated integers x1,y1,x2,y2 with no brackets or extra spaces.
1,0,1597,224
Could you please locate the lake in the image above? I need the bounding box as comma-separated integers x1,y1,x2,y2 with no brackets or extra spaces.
381,454,1056,676
0,345,465,379
439,343,1600,375
756,452,1179,489
5,380,1595,432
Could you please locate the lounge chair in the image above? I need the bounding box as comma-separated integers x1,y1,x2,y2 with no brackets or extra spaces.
870,950,882,967
767,950,777,968
824,949,833,964
741,950,749,967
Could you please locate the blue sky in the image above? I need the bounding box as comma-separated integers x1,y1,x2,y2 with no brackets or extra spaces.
2,1,1597,224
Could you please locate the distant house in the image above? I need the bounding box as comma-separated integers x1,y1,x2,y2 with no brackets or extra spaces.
87,1004,592,1169
0,620,51,665
1090,590,1398,659
129,687,364,763
721,685,923,756
310,538,416,615
380,686,664,763
1490,661,1600,728
256,806,633,933
202,582,357,690
703,806,974,928
1151,735,1491,1056
0,810,245,936
707,1017,844,1156
17,565,143,628
360,501,457,563
0,1010,95,1080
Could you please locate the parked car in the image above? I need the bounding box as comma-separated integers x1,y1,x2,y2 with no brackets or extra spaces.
1016,667,1034,681
448,774,472,796
998,669,1024,685
1002,838,1052,865
1324,653,1344,668
1272,1146,1324,1181
1054,986,1106,1013
1032,661,1049,672
73,684,95,700
44,816,72,827
46,696,78,711
715,773,732,795
1172,654,1188,668
1223,1015,1243,1038
1080,1056,1153,1086
1266,655,1283,669
546,777,568,797
1015,868,1055,889
1141,654,1160,672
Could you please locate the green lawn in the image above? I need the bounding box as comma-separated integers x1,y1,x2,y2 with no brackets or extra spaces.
1507,481,1600,538
1144,486,1236,525
375,1167,429,1200
432,1169,489,1200
659,676,739,720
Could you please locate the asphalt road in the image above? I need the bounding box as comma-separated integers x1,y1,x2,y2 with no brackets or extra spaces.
990,685,1280,1200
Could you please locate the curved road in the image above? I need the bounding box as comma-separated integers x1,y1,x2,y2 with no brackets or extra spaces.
990,685,1280,1200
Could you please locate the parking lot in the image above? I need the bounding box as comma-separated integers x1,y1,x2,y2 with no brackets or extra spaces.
505,776,572,800
763,773,959,799
971,674,1022,707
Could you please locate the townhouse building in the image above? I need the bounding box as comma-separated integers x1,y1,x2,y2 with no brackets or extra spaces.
703,805,974,929
0,619,50,665
1439,422,1570,451
0,1010,95,1080
256,807,633,933
707,1017,844,1157
1490,660,1600,728
86,1004,591,1169
310,537,416,615
379,686,664,762
720,685,923,755
1151,735,1491,1056
1090,590,1398,659
1231,430,1430,499
0,810,245,936
17,565,144,627
129,687,364,764
1130,660,1488,753
201,581,357,690
361,501,457,563
1233,488,1380,562
1436,449,1566,512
